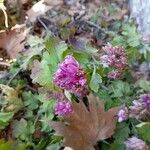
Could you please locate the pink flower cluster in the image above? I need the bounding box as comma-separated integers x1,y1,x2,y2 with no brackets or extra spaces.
140,93,150,110
125,137,148,150
129,93,150,120
53,55,87,97
117,107,128,122
55,100,73,116
101,43,127,79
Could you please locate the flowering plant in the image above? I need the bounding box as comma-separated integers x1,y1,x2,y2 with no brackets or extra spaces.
0,3,150,150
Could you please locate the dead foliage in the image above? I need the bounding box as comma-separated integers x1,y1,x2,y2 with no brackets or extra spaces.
0,24,28,59
50,94,118,150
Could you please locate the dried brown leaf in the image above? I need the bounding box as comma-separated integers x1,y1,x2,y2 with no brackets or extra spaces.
50,94,118,150
0,24,28,58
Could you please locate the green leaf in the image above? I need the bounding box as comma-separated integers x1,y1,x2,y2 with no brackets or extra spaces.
114,123,130,142
111,81,131,97
0,139,30,150
0,84,23,112
27,35,44,48
137,122,150,142
85,44,98,54
137,80,150,92
45,37,59,64
12,119,35,140
46,143,60,150
89,66,102,92
109,141,125,150
55,41,68,61
22,91,39,110
111,36,125,46
0,112,14,122
30,60,53,89
0,139,12,150
0,112,14,130
12,119,27,138
22,36,44,69
73,52,89,65
39,100,55,132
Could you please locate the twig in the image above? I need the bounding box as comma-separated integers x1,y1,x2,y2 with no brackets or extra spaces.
6,68,22,85
37,16,53,37
0,4,8,28
37,16,49,32
85,20,105,32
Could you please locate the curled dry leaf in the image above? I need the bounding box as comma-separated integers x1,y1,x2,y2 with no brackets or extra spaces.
50,94,118,150
0,24,28,59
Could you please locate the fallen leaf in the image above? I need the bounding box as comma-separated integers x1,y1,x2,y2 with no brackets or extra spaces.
50,94,118,150
0,24,28,58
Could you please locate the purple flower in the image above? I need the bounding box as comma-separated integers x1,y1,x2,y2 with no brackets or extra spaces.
129,100,145,120
101,43,127,69
129,94,150,121
117,107,128,122
125,137,148,150
55,100,73,116
53,55,87,97
101,43,127,79
140,94,150,110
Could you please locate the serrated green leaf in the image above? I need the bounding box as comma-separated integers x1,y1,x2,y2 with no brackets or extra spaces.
0,84,23,112
30,60,53,89
39,100,55,117
111,81,131,97
12,119,27,138
0,112,14,122
45,37,59,64
27,35,44,48
137,122,150,142
0,112,14,130
89,65,102,92
137,80,150,92
12,119,35,140
39,99,55,132
109,141,125,150
22,91,39,110
55,41,68,61
114,123,130,142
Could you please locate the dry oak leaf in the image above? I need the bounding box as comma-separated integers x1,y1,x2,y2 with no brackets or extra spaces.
0,24,28,58
50,94,118,150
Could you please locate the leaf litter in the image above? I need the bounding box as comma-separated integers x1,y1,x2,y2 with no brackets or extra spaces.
50,94,118,150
